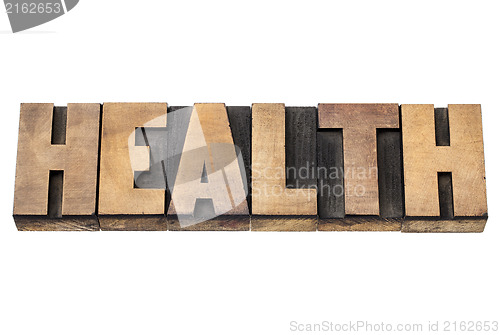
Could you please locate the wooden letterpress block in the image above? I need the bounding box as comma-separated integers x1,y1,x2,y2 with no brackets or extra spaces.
98,103,167,230
401,104,487,232
251,103,317,231
13,103,100,231
317,103,403,231
167,103,250,231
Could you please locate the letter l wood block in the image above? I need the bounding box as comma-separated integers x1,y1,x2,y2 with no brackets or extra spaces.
251,103,317,231
13,103,101,231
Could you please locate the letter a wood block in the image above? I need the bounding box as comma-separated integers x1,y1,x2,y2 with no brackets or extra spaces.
167,103,250,231
13,103,101,231
317,103,403,231
401,104,488,232
251,103,317,231
99,103,167,230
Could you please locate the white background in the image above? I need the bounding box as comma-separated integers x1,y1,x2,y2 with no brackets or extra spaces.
1,1,499,334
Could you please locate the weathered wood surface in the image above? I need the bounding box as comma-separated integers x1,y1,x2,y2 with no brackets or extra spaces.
98,103,167,230
401,104,488,232
317,130,344,220
13,102,488,233
317,103,402,231
13,103,100,231
251,103,317,231
167,103,250,231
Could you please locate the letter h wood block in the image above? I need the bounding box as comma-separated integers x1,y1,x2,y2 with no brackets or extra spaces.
401,104,487,232
13,103,101,231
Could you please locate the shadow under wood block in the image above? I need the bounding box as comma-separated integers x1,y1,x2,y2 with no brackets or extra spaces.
167,104,250,231
401,104,487,233
13,104,101,231
251,104,317,231
317,104,403,231
98,103,168,230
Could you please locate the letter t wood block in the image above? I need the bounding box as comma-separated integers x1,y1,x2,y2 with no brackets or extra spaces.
13,103,101,231
317,103,403,231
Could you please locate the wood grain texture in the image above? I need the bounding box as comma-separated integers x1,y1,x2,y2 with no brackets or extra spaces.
167,103,250,231
227,106,252,212
13,102,488,233
317,130,344,219
99,216,167,231
13,103,100,231
99,103,167,230
251,103,317,215
168,216,249,231
402,218,486,233
317,104,401,231
376,130,404,219
251,103,317,231
318,217,402,232
14,216,99,231
401,104,487,232
318,103,399,216
251,216,317,232
285,107,317,189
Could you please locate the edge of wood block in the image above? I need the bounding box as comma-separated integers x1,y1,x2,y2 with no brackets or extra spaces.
168,215,250,231
402,216,488,233
318,216,402,232
98,215,167,231
251,215,317,232
13,215,99,231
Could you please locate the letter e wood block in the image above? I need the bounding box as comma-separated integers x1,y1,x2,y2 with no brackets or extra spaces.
99,103,167,230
